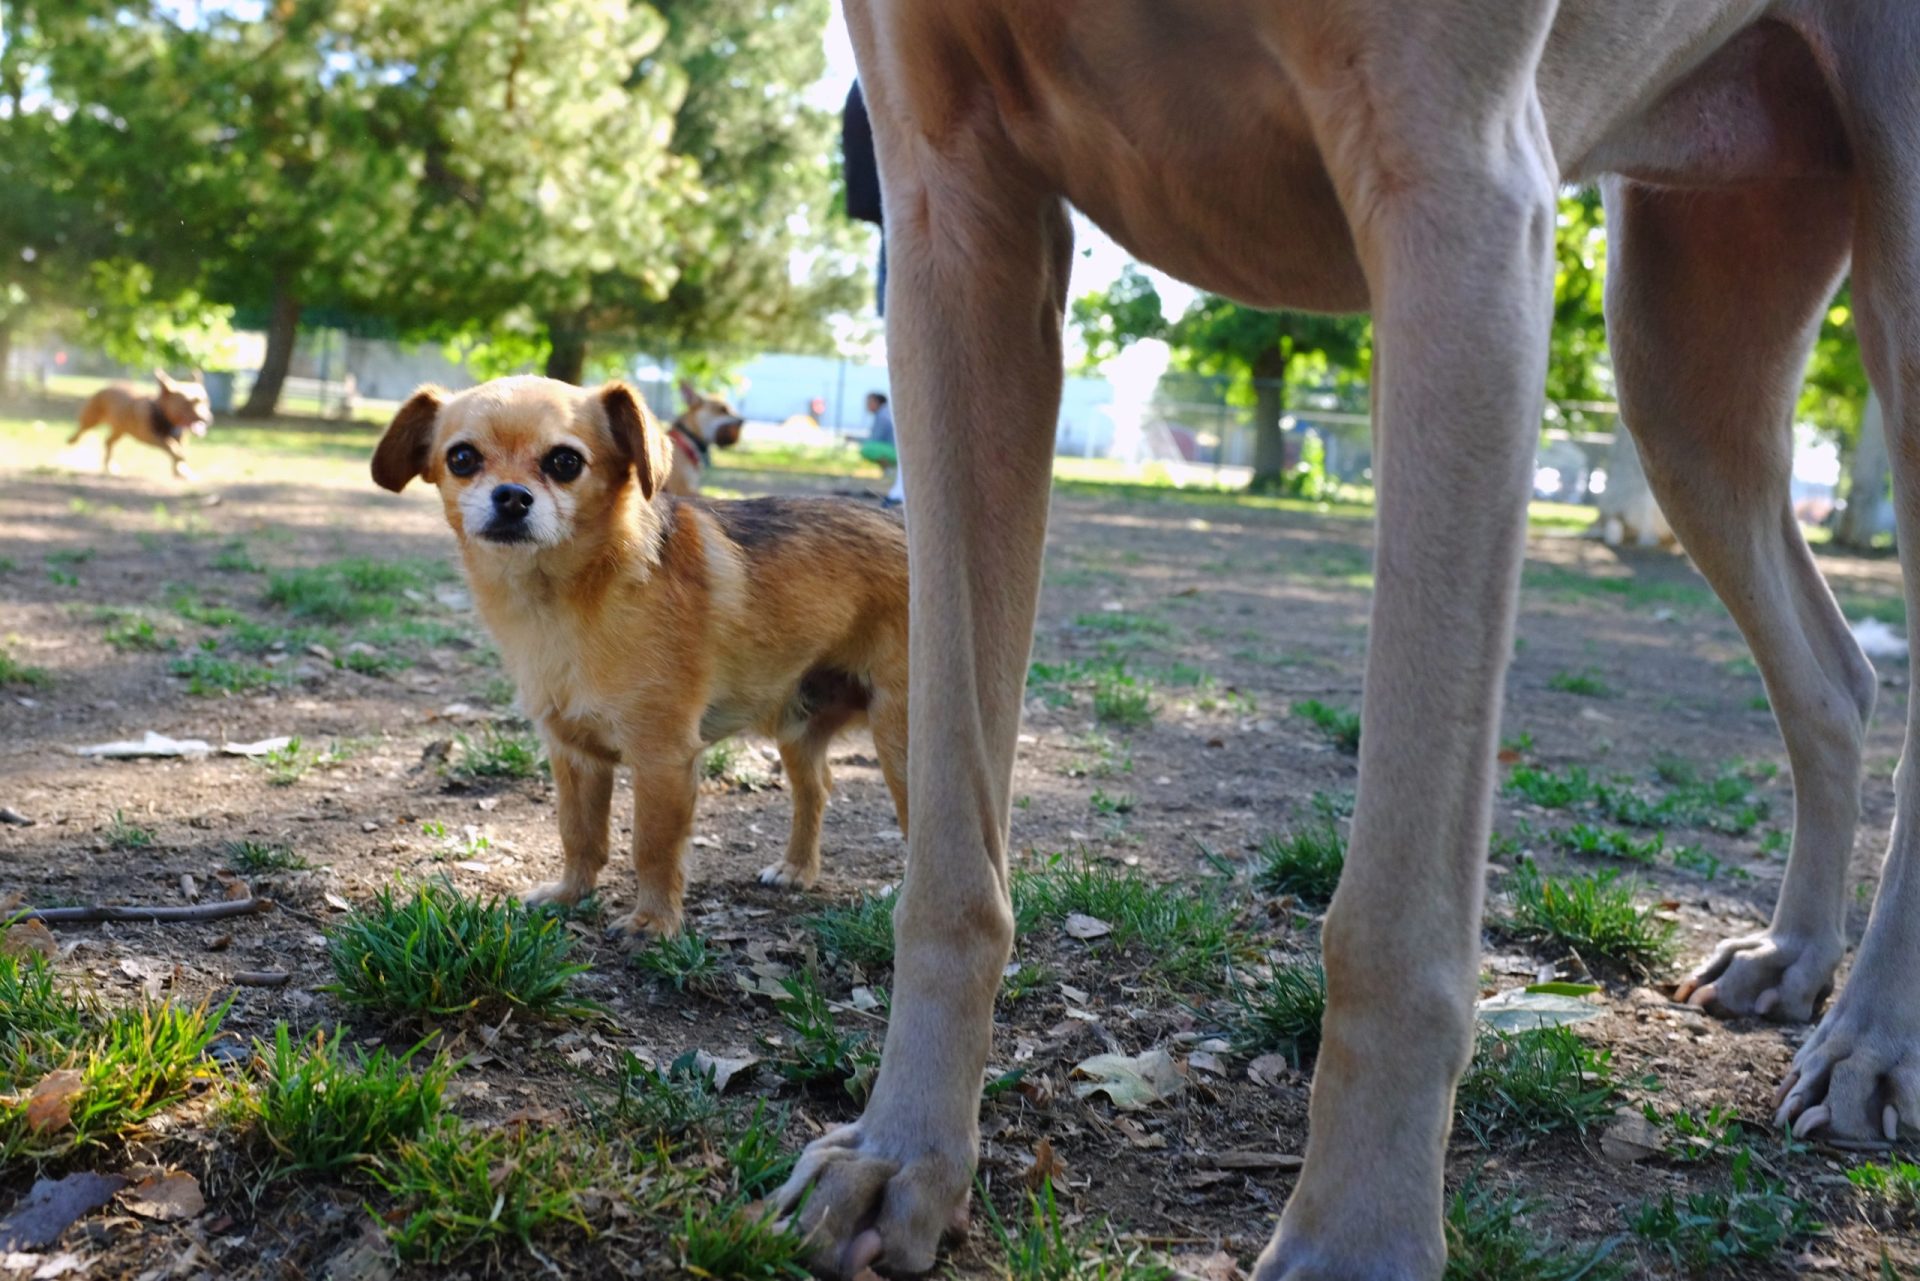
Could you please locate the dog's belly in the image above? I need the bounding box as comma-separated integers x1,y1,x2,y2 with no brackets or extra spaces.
896,0,1803,313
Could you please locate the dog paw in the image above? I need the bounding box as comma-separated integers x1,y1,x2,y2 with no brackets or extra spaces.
1673,928,1842,1022
1776,971,1920,1146
606,906,682,944
756,861,819,890
769,1119,972,1277
521,879,592,910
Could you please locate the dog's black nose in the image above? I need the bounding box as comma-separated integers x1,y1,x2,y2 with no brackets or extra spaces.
492,484,534,519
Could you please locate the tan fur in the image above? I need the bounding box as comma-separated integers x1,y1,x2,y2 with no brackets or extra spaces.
69,371,214,479
371,374,908,937
662,380,746,497
769,3,1920,1278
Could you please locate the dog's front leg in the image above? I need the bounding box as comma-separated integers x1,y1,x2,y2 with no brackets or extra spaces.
769,89,1074,1279
523,744,614,911
1258,16,1559,1281
613,751,699,940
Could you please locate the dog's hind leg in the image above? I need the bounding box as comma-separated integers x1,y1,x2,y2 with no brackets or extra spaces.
100,430,121,475
1779,41,1920,1145
769,55,1071,1280
762,729,833,889
868,687,908,838
1603,177,1865,1025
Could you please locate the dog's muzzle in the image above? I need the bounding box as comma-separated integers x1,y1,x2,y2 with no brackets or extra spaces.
480,483,537,544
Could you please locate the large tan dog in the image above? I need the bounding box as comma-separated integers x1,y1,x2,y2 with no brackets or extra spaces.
69,370,213,478
370,375,909,938
770,3,1920,1278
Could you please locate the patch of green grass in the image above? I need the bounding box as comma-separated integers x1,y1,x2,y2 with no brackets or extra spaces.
1001,962,1054,1005
1548,668,1614,698
702,738,747,781
1629,1149,1818,1272
1072,610,1173,639
225,619,331,654
0,953,88,1059
265,557,444,625
451,722,546,781
374,1119,601,1263
169,650,284,696
1506,864,1677,978
105,810,156,850
226,839,309,873
677,1195,811,1279
1014,856,1247,988
633,930,721,992
325,882,593,1023
1672,845,1749,883
256,737,309,787
164,585,244,626
764,971,878,1098
1507,764,1599,809
1555,823,1663,866
1849,1159,1920,1221
724,1100,797,1199
247,1024,451,1177
611,1049,724,1138
1254,825,1346,905
1067,731,1134,779
1643,1103,1749,1164
1293,699,1361,753
801,892,895,972
1444,1184,1626,1281
1,994,227,1160
1228,959,1327,1065
1456,1027,1618,1147
1092,668,1155,728
985,1180,1177,1281
211,541,264,573
0,648,51,688
102,613,177,652
1089,788,1135,817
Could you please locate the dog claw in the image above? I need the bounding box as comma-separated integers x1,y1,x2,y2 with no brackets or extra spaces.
756,861,816,890
1675,928,1840,1023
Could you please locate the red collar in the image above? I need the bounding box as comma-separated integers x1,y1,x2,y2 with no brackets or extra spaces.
668,425,703,468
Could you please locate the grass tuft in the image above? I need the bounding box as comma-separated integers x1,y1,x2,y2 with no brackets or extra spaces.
248,1024,451,1177
1444,1184,1625,1281
1456,1027,1618,1147
1292,699,1361,753
764,972,878,1098
375,1119,599,1262
633,930,721,992
0,648,52,688
1547,669,1614,698
169,650,284,696
1092,669,1155,728
451,722,546,781
104,809,156,850
1254,825,1345,905
226,838,310,873
801,892,896,972
1629,1149,1817,1271
984,1181,1177,1281
677,1195,811,1279
1229,959,1327,1065
325,882,593,1023
1505,864,1677,978
1014,856,1247,989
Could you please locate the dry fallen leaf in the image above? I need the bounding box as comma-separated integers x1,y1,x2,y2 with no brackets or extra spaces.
1063,913,1112,941
25,1071,84,1136
692,1050,759,1093
1022,1138,1067,1192
1599,1110,1664,1164
1246,1054,1291,1090
121,1171,204,1222
2,920,58,961
1071,1048,1186,1111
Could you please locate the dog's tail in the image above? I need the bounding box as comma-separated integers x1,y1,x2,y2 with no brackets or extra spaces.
70,392,109,444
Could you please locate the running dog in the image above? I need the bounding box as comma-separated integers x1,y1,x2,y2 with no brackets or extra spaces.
371,375,908,939
772,3,1920,1278
70,370,214,479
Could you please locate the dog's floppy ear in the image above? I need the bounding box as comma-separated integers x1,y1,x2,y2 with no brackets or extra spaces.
602,381,673,500
372,386,446,493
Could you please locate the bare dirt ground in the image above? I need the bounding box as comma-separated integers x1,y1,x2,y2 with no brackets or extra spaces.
2,401,1917,1279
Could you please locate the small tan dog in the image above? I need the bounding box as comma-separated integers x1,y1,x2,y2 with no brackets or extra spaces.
70,371,214,479
662,380,746,496
371,375,908,937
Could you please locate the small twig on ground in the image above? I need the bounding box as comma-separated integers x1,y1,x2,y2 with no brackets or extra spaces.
16,898,275,924
231,970,292,987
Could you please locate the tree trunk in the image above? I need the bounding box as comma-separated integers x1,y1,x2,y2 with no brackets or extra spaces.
1834,391,1891,550
0,318,12,398
1248,352,1289,493
240,284,301,418
544,315,588,385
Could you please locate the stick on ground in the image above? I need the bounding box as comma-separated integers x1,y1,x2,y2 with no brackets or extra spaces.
15,898,275,925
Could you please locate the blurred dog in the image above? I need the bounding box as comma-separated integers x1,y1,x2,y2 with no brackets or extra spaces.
371,375,908,938
70,370,214,479
663,379,745,496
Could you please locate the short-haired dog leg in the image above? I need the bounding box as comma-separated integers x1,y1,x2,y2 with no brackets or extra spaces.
761,732,831,889
1778,78,1920,1145
523,745,614,909
615,754,697,939
1604,178,1866,1024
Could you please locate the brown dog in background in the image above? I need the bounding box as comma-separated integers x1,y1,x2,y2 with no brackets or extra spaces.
662,379,745,496
371,374,908,938
70,370,214,479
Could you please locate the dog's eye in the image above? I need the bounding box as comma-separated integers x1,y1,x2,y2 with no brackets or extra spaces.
542,446,585,483
446,444,482,477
